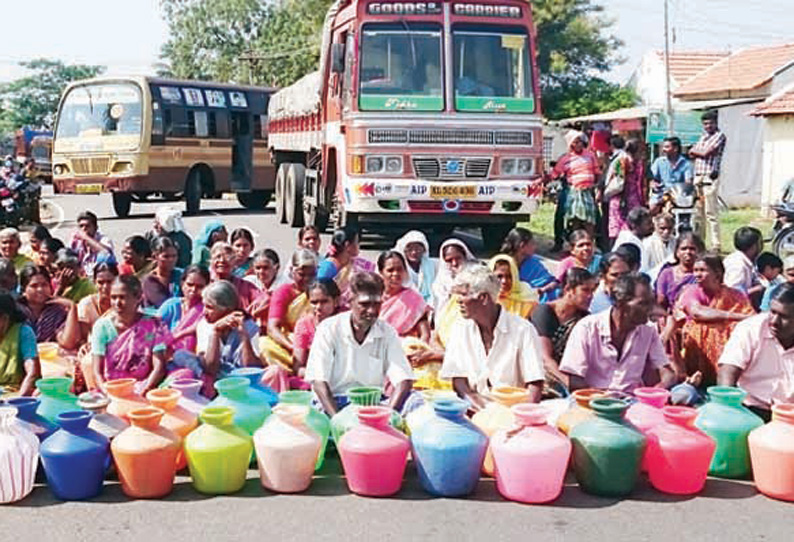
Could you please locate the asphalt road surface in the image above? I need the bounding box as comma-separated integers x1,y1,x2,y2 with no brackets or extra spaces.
8,189,792,542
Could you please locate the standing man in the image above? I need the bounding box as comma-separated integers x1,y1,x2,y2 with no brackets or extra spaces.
689,110,727,251
650,136,693,214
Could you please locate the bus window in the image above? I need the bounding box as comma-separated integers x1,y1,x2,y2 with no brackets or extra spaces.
194,111,209,138
186,111,196,137
163,109,173,136
215,111,230,139
208,112,218,137
253,115,265,140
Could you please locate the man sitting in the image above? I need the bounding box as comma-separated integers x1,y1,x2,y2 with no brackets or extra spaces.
306,272,414,416
560,273,676,393
440,265,545,409
718,283,794,422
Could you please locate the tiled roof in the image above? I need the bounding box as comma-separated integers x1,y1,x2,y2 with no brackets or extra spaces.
675,43,794,97
751,86,794,116
654,51,730,86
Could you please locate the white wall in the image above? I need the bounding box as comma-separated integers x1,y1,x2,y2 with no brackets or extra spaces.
718,102,764,206
761,115,794,209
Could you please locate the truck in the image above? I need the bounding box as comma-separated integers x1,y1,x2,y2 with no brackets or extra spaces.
267,0,544,247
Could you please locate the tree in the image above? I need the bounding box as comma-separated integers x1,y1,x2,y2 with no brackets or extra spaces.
0,59,105,130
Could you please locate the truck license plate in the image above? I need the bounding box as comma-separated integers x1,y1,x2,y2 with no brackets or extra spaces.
75,183,104,194
430,185,477,199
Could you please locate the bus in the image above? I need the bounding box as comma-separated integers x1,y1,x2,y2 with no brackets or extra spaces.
52,76,278,217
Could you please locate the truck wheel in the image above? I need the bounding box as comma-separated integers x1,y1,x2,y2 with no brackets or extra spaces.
285,163,305,228
112,193,132,218
185,169,202,216
237,190,272,211
275,164,288,224
304,203,330,232
481,223,514,253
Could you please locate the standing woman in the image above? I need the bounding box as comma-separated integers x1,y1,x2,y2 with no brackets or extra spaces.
378,251,431,341
90,276,171,394
551,131,601,238
655,232,705,311
142,236,183,312
394,230,436,304
555,230,602,282
192,220,227,269
18,265,81,351
230,228,255,278
261,249,318,370
607,138,645,242
0,292,40,397
501,227,559,302
488,254,538,318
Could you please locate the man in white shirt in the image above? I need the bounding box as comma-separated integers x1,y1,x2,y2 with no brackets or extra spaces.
723,226,763,302
440,265,545,409
306,272,414,416
718,283,794,422
614,207,654,273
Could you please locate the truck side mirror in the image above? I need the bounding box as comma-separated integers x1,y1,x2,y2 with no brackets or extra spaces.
331,43,345,74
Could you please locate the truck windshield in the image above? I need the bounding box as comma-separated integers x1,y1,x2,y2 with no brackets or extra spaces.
54,83,143,152
359,23,443,112
453,27,535,113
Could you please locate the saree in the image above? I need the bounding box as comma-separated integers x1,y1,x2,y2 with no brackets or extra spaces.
381,287,429,337
260,289,310,369
394,230,437,304
489,255,538,319
432,239,476,312
0,324,23,391
677,284,754,386
102,316,172,382
656,266,696,308
166,300,204,353
142,269,182,313
22,300,68,343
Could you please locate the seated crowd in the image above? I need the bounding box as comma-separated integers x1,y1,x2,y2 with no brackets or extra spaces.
1,206,791,423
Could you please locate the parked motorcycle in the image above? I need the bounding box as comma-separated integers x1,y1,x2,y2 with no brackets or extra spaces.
661,183,697,237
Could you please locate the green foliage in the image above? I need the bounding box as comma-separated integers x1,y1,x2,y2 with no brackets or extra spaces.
543,78,637,120
0,59,105,130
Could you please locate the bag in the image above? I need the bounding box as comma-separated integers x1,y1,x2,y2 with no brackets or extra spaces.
603,157,626,199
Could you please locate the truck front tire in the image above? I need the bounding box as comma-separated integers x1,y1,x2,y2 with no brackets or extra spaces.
285,163,305,228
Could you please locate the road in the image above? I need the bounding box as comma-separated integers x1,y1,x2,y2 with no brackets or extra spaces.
7,189,793,542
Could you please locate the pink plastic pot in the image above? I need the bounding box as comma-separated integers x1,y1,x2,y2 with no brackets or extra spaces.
627,387,670,471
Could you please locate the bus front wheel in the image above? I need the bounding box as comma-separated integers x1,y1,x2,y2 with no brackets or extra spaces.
112,193,132,218
185,169,202,216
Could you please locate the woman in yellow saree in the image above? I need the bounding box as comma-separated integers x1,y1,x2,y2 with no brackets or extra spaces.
488,254,539,318
260,249,317,370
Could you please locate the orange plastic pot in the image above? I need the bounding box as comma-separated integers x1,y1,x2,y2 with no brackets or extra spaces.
749,403,794,501
471,386,530,476
146,388,198,470
105,379,148,421
557,389,605,435
111,407,181,498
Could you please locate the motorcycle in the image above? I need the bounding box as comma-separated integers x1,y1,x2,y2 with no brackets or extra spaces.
660,183,697,237
0,175,42,226
771,202,794,260
0,186,21,227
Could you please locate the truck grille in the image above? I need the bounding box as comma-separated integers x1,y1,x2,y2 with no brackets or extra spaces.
368,129,409,144
495,131,533,146
368,129,534,146
71,157,111,176
413,158,491,179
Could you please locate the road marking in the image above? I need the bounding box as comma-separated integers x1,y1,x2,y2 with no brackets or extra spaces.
43,198,66,234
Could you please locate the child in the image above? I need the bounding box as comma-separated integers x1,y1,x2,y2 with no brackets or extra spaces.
756,252,783,290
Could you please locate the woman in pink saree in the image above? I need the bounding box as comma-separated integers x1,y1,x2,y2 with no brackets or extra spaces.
90,276,172,394
157,265,210,353
378,250,431,340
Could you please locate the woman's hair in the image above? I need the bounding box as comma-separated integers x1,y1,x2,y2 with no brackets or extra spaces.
696,252,725,282
151,236,177,254
55,248,80,269
230,228,254,247
43,237,65,255
31,225,51,243
19,264,51,291
298,225,319,242
309,278,341,300
252,248,280,267
625,138,642,156
673,231,705,263
114,275,143,299
0,291,25,324
568,229,591,245
329,225,359,254
291,248,318,269
182,264,210,285
562,267,595,291
210,242,235,259
92,261,120,280
500,227,533,256
125,235,152,258
202,280,240,311
377,250,407,272
599,251,630,277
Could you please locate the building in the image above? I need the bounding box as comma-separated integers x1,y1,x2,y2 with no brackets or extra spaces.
629,50,730,107
751,85,794,208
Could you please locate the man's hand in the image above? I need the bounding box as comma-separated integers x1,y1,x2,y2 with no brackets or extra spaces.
709,170,719,181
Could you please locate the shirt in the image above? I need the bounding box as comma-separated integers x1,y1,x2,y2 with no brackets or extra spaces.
559,309,670,393
691,130,727,177
551,150,600,189
650,155,693,188
440,308,545,393
723,251,758,294
718,313,794,409
305,312,414,396
70,230,115,277
643,233,675,273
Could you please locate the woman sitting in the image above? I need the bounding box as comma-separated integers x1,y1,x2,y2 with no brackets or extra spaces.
488,254,538,319
674,253,754,387
76,262,119,390
53,248,96,303
18,264,81,351
531,268,596,393
158,265,210,353
589,251,632,314
192,220,227,268
90,275,171,394
317,225,374,306
431,238,477,345
142,236,183,312
119,235,153,277
196,280,261,379
655,232,704,311
147,207,192,269
379,251,431,341
244,249,284,293
35,237,65,272
208,243,260,309
0,293,40,397
261,249,317,370
501,227,559,302
555,230,601,282
394,230,436,304
230,228,255,278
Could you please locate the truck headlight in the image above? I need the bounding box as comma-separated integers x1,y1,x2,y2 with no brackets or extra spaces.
517,158,534,175
366,156,384,173
501,158,517,175
385,156,403,174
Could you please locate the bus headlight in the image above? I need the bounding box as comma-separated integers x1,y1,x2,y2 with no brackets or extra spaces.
364,155,402,175
53,164,68,176
112,161,134,174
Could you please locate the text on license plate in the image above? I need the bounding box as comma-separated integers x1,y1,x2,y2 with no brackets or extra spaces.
430,185,477,199
75,183,104,194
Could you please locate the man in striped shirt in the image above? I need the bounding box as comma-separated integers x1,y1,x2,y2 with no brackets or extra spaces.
689,110,727,250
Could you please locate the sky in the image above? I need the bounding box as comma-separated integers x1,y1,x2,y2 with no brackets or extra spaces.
1,0,792,84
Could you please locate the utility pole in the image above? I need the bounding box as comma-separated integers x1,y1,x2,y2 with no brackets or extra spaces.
664,0,674,135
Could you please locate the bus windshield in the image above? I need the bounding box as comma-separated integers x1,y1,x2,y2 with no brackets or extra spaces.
55,83,143,152
359,23,443,112
453,27,535,113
